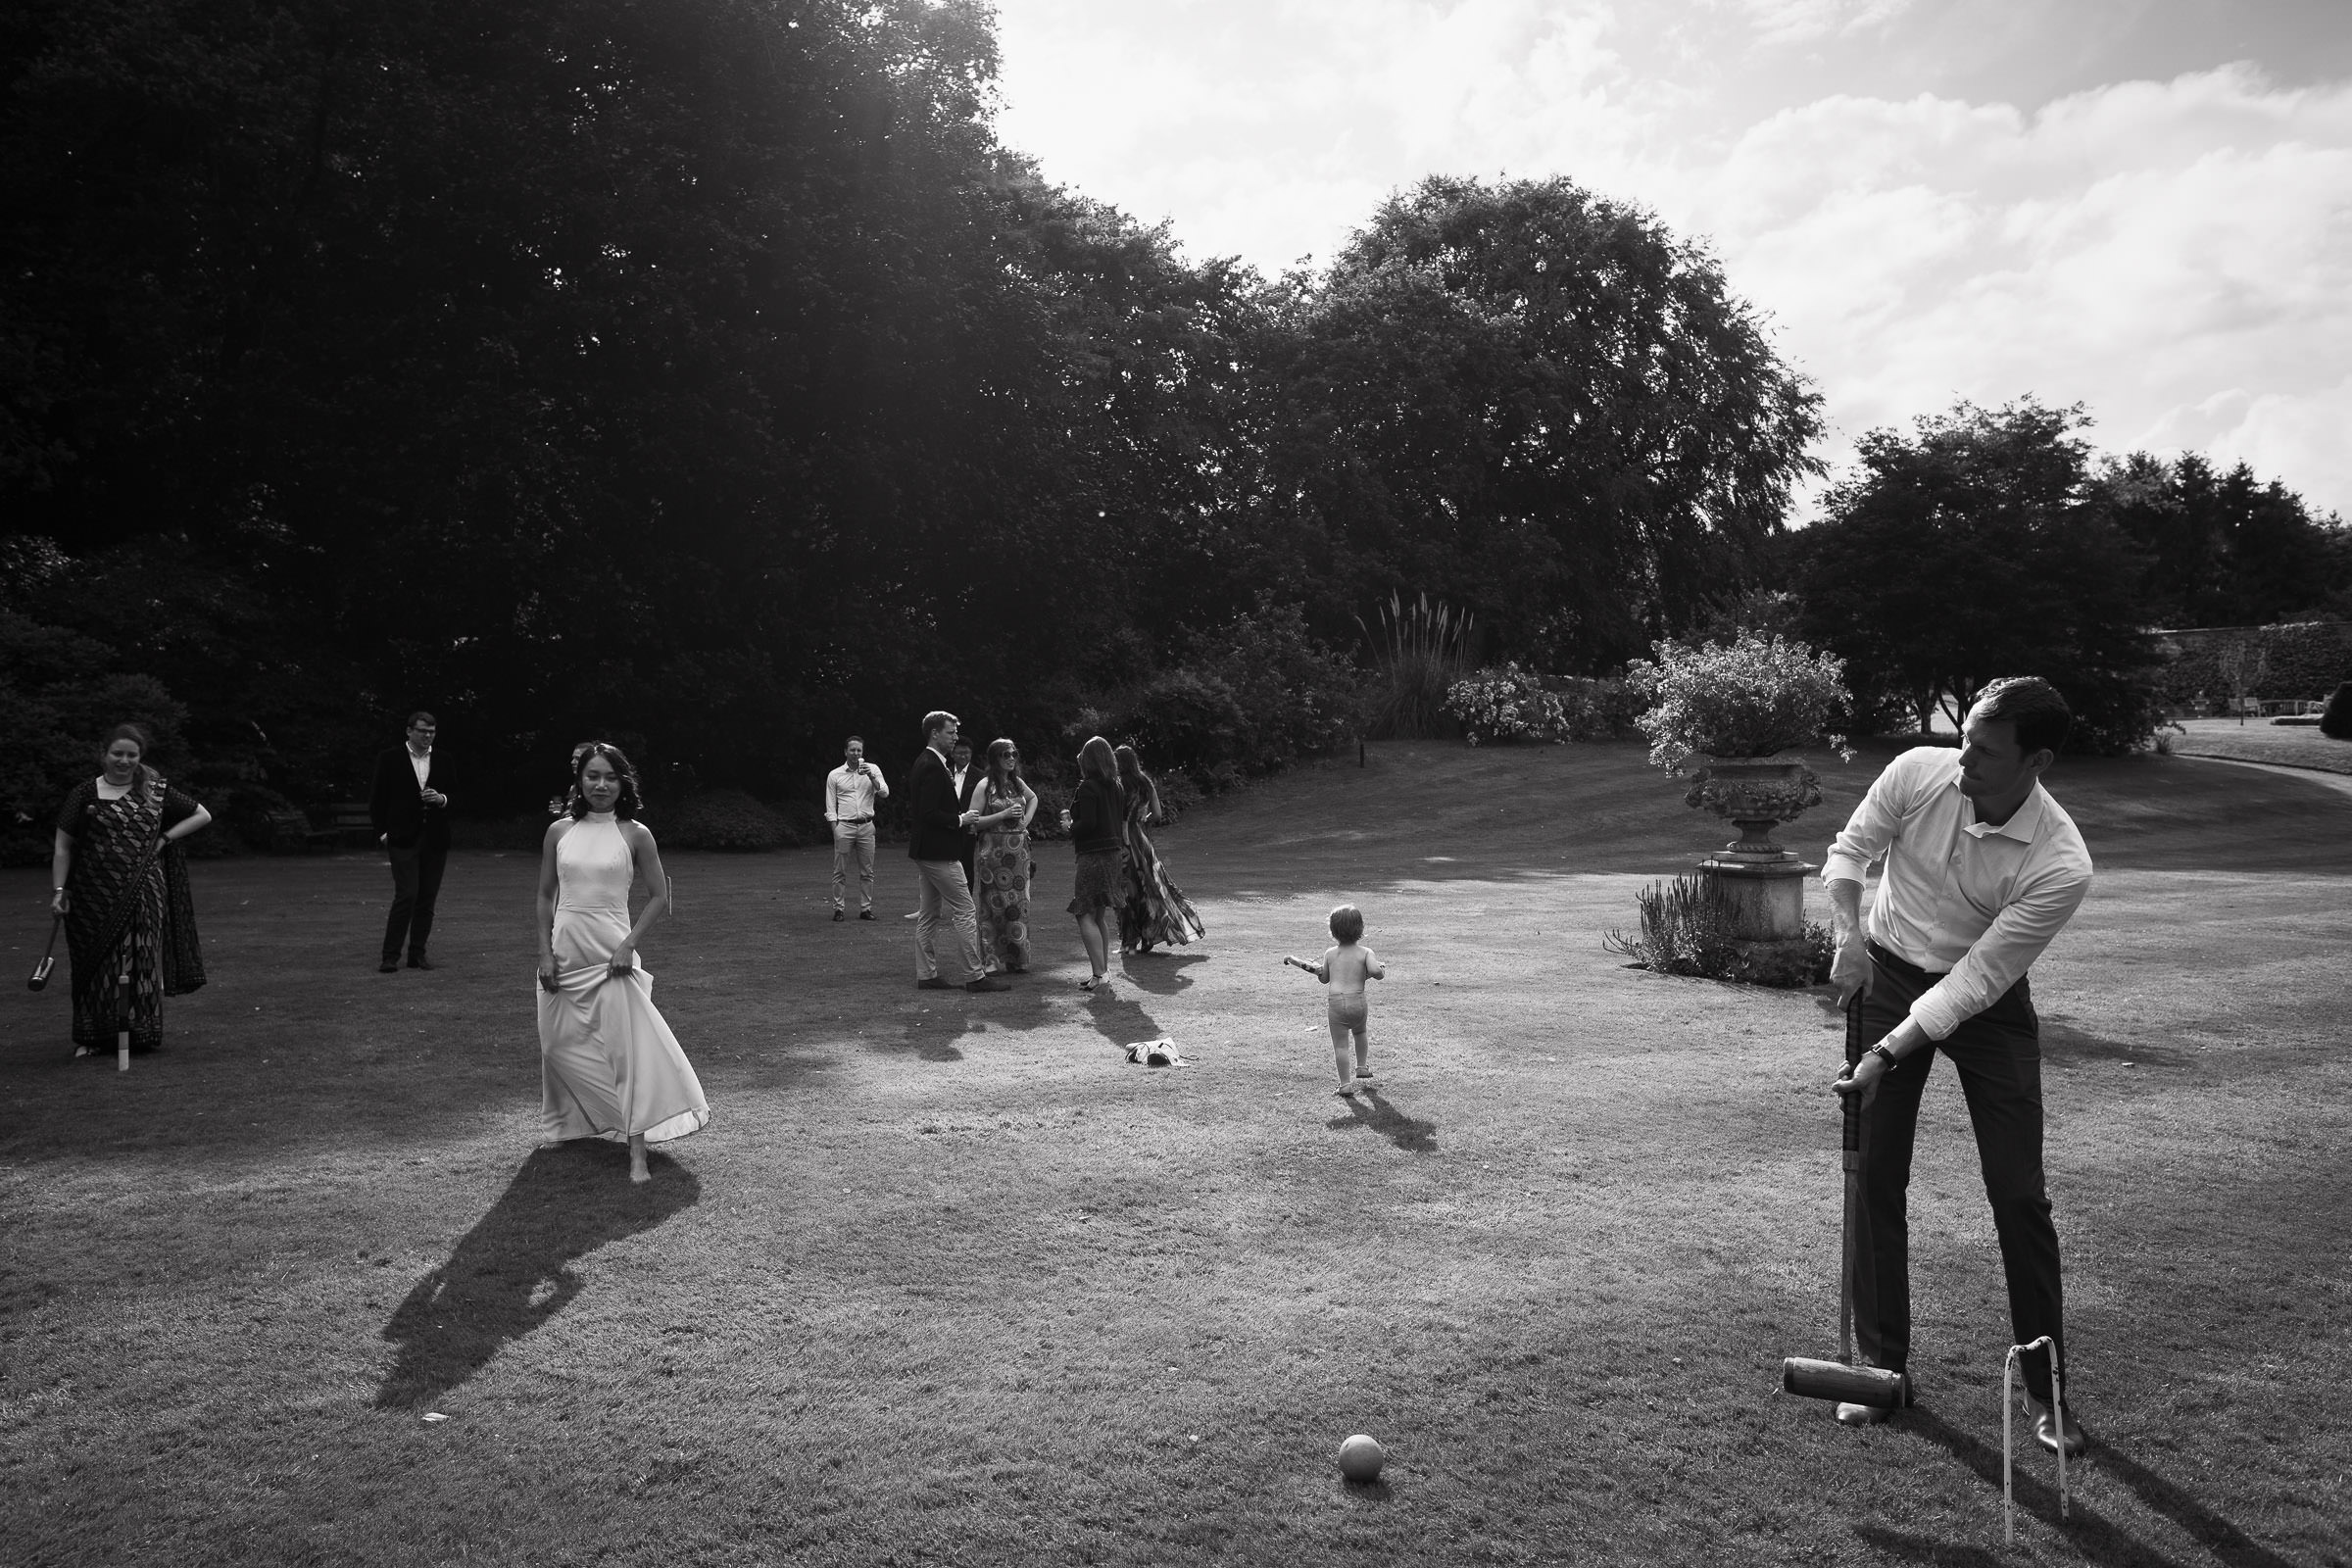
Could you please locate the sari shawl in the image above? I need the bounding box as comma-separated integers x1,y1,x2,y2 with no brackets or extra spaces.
57,771,205,1049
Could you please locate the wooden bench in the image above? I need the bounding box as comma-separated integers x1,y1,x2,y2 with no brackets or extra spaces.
324,801,375,847
263,808,339,855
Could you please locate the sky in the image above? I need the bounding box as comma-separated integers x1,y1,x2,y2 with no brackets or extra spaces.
989,0,2352,519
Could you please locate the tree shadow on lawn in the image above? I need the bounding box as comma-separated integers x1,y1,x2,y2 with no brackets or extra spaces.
1326,1087,1439,1153
1890,1408,2301,1568
374,1140,701,1410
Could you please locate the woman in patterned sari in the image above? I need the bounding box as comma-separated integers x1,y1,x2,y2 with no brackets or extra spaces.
1113,744,1204,956
969,739,1039,974
49,724,211,1056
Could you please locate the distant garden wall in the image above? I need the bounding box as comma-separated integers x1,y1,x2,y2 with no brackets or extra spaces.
2153,621,2352,710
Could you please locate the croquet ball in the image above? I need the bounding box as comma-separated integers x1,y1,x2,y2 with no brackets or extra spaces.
1338,1433,1385,1482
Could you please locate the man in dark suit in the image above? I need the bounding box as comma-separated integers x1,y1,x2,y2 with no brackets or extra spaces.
950,738,981,889
908,711,1008,994
369,710,452,973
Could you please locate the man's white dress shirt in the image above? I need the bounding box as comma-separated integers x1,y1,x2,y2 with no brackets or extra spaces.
824,763,889,823
1822,746,2092,1042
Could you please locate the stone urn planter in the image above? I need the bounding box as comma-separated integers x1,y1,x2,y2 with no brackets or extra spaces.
1682,757,1824,860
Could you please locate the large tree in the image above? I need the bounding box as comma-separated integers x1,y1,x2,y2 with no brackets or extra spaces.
1793,400,2164,753
1250,175,1824,670
2098,452,2350,627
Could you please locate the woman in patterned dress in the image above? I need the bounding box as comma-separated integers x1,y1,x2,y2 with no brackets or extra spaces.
1113,744,1204,956
49,724,211,1057
969,739,1038,974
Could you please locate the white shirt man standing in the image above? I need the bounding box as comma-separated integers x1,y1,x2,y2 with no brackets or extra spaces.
824,736,889,921
1823,676,2092,1456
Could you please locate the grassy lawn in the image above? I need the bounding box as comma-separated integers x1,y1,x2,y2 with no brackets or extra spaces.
3,741,2347,1567
2170,718,2352,775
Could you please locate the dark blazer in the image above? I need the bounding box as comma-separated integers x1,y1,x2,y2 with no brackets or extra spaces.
368,746,451,850
906,746,968,862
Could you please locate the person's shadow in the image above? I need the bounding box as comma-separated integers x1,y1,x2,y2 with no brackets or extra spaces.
1115,952,1207,997
1326,1087,1439,1153
374,1142,701,1410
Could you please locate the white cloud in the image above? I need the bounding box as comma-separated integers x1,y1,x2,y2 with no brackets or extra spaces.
992,6,2352,515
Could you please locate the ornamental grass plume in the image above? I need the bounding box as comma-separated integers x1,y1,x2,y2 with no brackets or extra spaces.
1359,590,1475,739
1626,631,1856,775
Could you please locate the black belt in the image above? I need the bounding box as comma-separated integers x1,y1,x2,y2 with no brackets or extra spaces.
837,816,873,826
1867,939,1948,984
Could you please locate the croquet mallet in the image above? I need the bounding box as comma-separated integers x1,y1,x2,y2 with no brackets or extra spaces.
1781,995,1909,1409
2003,1335,2069,1544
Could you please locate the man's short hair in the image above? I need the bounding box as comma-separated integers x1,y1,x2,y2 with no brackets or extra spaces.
921,710,957,741
1971,677,2072,758
845,735,863,748
406,710,437,729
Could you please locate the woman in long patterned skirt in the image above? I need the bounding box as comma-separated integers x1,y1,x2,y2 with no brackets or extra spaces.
1113,744,1205,956
970,738,1038,973
50,724,211,1057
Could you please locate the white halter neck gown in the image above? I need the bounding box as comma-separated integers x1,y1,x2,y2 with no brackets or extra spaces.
537,816,710,1145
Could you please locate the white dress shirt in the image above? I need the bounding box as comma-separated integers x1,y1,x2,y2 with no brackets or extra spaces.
1822,746,2093,1042
824,762,889,822
409,748,432,790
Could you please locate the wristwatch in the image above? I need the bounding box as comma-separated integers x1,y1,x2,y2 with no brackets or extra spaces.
1867,1043,1899,1071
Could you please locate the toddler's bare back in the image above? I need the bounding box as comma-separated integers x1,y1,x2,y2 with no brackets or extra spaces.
1323,942,1381,995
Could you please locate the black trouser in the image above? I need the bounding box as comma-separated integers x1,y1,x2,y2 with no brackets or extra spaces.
1854,942,2068,1404
383,841,448,962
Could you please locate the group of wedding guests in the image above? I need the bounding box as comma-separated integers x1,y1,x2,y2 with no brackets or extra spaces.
34,709,1205,1183
831,710,1203,996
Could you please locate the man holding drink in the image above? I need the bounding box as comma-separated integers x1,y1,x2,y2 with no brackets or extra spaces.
824,736,889,921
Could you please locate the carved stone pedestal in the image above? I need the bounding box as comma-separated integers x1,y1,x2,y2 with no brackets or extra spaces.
1686,757,1824,987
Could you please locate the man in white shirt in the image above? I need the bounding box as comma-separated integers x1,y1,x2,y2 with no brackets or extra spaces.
1823,676,2092,1456
948,739,978,888
823,736,889,921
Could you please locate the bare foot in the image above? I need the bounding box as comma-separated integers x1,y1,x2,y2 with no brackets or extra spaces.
628,1135,650,1184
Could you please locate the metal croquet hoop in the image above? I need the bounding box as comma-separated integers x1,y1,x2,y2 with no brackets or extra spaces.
2002,1336,2068,1544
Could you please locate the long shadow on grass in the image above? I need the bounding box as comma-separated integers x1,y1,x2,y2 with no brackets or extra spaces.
1116,952,1207,996
1326,1087,1439,1153
1897,1409,2296,1568
374,1141,701,1409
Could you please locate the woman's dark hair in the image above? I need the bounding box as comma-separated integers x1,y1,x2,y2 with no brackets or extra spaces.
1077,735,1116,782
985,738,1021,793
103,723,151,757
565,741,645,820
1113,743,1160,820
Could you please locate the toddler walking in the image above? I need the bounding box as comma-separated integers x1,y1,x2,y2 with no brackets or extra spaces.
1284,903,1386,1096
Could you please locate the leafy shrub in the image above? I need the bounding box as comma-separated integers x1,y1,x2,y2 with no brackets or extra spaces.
1359,591,1472,740
1176,595,1360,774
1603,874,1833,988
1626,632,1854,774
2325,681,2352,741
1027,780,1075,840
1122,668,1250,774
662,788,789,852
1550,674,1645,740
1445,663,1570,745
2157,622,2352,711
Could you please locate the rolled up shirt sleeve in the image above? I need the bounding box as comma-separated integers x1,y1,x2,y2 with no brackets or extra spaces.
1908,860,2090,1040
1822,751,1916,888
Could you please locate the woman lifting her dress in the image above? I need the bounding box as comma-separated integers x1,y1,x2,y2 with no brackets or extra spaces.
49,723,210,1058
1113,744,1205,956
535,742,709,1183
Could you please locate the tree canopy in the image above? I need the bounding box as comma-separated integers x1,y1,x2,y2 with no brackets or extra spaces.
1791,401,2167,754
2,3,1830,838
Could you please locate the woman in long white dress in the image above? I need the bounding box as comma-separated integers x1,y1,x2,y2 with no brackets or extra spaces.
534,742,709,1183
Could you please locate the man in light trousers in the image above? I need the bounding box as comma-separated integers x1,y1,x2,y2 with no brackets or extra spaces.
824,736,888,921
906,710,1008,993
